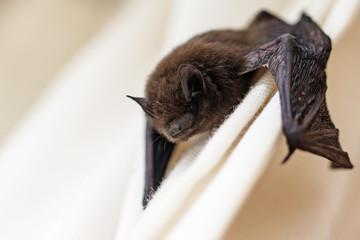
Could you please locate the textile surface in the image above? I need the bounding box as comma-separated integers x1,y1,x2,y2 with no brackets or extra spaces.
0,0,359,239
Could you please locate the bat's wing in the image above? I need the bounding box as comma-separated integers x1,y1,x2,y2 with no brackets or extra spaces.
143,121,175,207
239,13,353,168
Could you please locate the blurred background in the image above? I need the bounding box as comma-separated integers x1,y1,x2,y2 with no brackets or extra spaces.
0,1,360,239
0,0,120,143
1,0,359,147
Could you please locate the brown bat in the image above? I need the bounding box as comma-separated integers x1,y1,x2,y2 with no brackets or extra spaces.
127,11,353,207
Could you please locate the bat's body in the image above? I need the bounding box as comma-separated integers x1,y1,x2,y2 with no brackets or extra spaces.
128,11,353,207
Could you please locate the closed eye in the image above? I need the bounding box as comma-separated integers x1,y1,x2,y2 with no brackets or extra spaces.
191,91,201,98
190,102,197,112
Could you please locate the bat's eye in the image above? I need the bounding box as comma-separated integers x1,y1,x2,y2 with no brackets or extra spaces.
191,91,201,98
190,102,197,112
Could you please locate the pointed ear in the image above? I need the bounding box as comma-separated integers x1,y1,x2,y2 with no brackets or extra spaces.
178,64,206,102
126,95,154,117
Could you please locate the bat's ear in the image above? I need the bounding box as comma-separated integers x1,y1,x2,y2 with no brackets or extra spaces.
178,64,207,102
126,95,154,117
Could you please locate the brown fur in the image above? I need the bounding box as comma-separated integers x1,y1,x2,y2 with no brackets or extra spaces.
145,32,255,141
141,11,291,142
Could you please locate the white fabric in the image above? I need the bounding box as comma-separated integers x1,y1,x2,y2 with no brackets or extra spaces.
0,0,359,239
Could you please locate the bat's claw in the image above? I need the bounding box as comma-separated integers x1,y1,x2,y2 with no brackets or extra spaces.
331,159,354,169
282,146,295,164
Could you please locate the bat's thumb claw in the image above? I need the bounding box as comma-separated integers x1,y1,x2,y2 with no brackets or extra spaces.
282,147,296,164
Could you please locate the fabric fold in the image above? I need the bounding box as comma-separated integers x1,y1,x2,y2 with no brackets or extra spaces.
0,0,359,239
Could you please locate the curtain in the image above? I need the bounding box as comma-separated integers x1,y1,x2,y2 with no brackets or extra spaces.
0,0,359,239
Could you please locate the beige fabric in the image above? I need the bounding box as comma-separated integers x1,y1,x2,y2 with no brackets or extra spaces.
0,0,359,239
0,0,118,143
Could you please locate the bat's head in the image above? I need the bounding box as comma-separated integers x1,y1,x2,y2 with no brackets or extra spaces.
128,64,218,142
128,40,250,142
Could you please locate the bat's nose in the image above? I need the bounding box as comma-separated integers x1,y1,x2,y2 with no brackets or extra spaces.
166,113,194,139
169,123,182,137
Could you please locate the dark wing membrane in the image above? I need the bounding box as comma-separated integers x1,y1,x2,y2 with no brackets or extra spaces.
143,122,175,207
240,13,352,168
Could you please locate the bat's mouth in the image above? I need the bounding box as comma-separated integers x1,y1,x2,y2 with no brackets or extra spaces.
163,127,195,143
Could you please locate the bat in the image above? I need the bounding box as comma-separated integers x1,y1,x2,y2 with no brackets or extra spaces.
127,11,353,207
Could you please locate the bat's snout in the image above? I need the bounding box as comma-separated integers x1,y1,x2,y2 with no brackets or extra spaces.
165,113,194,141
168,123,182,137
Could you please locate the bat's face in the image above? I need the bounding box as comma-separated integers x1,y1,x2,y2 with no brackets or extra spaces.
128,64,217,142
